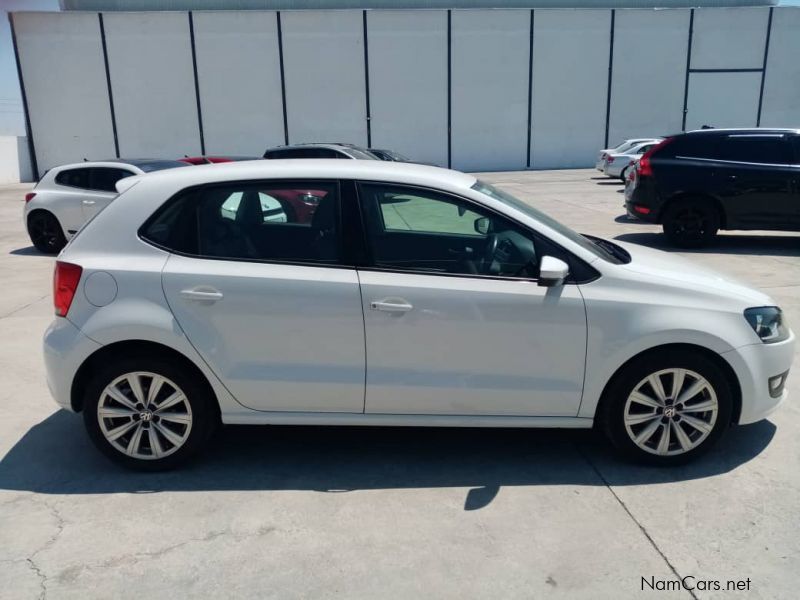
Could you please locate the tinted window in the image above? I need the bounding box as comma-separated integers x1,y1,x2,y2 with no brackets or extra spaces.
141,181,340,265
89,167,134,192
717,136,791,164
134,160,190,173
667,134,720,159
792,136,800,164
359,183,540,278
265,148,344,159
55,168,91,189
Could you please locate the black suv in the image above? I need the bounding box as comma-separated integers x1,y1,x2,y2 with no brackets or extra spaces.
625,128,800,247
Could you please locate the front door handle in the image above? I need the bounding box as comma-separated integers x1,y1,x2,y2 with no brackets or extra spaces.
180,288,224,302
370,299,413,313
82,199,96,206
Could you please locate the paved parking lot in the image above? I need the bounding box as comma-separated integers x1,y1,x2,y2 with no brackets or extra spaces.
0,170,798,599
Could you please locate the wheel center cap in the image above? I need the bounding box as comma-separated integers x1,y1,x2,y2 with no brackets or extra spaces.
663,407,676,418
140,410,153,422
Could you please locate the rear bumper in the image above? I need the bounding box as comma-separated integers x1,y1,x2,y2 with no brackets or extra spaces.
43,317,102,411
624,184,660,223
722,332,795,425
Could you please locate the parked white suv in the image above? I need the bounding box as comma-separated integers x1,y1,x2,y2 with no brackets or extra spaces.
24,159,188,253
44,160,794,469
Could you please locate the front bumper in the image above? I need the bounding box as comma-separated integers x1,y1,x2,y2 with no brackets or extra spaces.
721,332,795,424
43,317,102,411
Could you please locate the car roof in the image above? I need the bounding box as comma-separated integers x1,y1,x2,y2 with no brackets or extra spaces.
684,128,800,136
121,159,477,192
51,159,189,171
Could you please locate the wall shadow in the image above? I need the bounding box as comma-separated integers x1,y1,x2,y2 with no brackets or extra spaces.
0,411,776,509
614,232,800,258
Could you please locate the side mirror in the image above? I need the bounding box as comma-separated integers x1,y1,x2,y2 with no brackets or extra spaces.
474,217,490,235
538,256,569,287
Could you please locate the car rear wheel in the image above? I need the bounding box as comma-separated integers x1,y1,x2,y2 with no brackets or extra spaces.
662,199,719,248
27,210,67,254
619,166,630,182
600,349,732,465
83,356,217,470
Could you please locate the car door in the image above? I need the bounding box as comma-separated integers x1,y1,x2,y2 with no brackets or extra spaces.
355,182,587,417
712,134,797,229
80,167,134,222
156,179,366,413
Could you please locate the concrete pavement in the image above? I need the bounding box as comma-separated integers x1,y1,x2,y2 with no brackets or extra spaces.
0,171,797,599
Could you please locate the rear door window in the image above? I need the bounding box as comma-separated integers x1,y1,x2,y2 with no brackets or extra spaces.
141,181,341,265
55,168,91,189
718,136,792,165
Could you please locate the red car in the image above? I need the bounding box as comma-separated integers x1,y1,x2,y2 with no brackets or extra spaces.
179,155,260,165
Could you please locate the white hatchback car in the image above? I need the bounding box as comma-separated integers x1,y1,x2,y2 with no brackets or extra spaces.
603,141,660,181
44,161,794,469
24,159,189,253
595,138,660,171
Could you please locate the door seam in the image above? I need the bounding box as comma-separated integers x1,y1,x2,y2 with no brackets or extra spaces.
355,269,368,414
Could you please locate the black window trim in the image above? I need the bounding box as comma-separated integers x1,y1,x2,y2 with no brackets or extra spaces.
55,166,135,192
138,178,356,271
352,180,599,285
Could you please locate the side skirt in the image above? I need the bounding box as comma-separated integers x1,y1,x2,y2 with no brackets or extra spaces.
221,412,594,429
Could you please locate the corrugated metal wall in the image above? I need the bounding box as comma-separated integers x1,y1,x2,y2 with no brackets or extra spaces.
13,6,800,177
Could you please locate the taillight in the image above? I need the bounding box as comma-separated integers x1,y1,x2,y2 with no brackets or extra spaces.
25,192,36,203
607,156,615,164
53,261,82,317
633,205,652,215
638,137,673,177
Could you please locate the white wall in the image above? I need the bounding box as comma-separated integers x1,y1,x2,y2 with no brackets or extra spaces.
691,7,769,70
759,7,800,128
451,9,530,171
0,136,33,183
12,7,800,176
12,12,115,173
103,12,201,158
281,10,367,146
608,9,689,145
192,11,285,156
685,71,762,130
530,9,611,169
367,10,448,167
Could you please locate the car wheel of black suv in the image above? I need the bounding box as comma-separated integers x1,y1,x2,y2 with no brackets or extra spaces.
662,199,719,248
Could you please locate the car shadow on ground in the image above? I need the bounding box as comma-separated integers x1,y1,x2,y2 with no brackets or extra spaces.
9,246,50,257
614,231,800,257
594,180,623,186
0,411,775,510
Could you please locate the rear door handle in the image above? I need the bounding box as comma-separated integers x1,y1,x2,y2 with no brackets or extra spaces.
370,299,413,313
180,288,224,302
82,199,96,205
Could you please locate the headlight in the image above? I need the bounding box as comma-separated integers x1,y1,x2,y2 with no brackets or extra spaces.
744,307,790,344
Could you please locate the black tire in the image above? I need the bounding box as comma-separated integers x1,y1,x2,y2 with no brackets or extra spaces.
600,348,732,466
661,198,719,248
619,167,629,183
27,210,67,254
82,355,217,470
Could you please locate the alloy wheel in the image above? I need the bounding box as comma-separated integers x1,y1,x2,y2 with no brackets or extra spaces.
623,368,718,456
97,371,193,460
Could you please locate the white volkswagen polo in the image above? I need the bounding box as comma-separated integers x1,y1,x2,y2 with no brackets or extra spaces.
43,161,794,469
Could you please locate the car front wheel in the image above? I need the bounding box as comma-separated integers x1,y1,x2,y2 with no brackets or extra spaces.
82,356,217,470
601,349,732,465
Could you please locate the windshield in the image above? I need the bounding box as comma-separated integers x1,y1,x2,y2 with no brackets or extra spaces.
471,180,629,264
